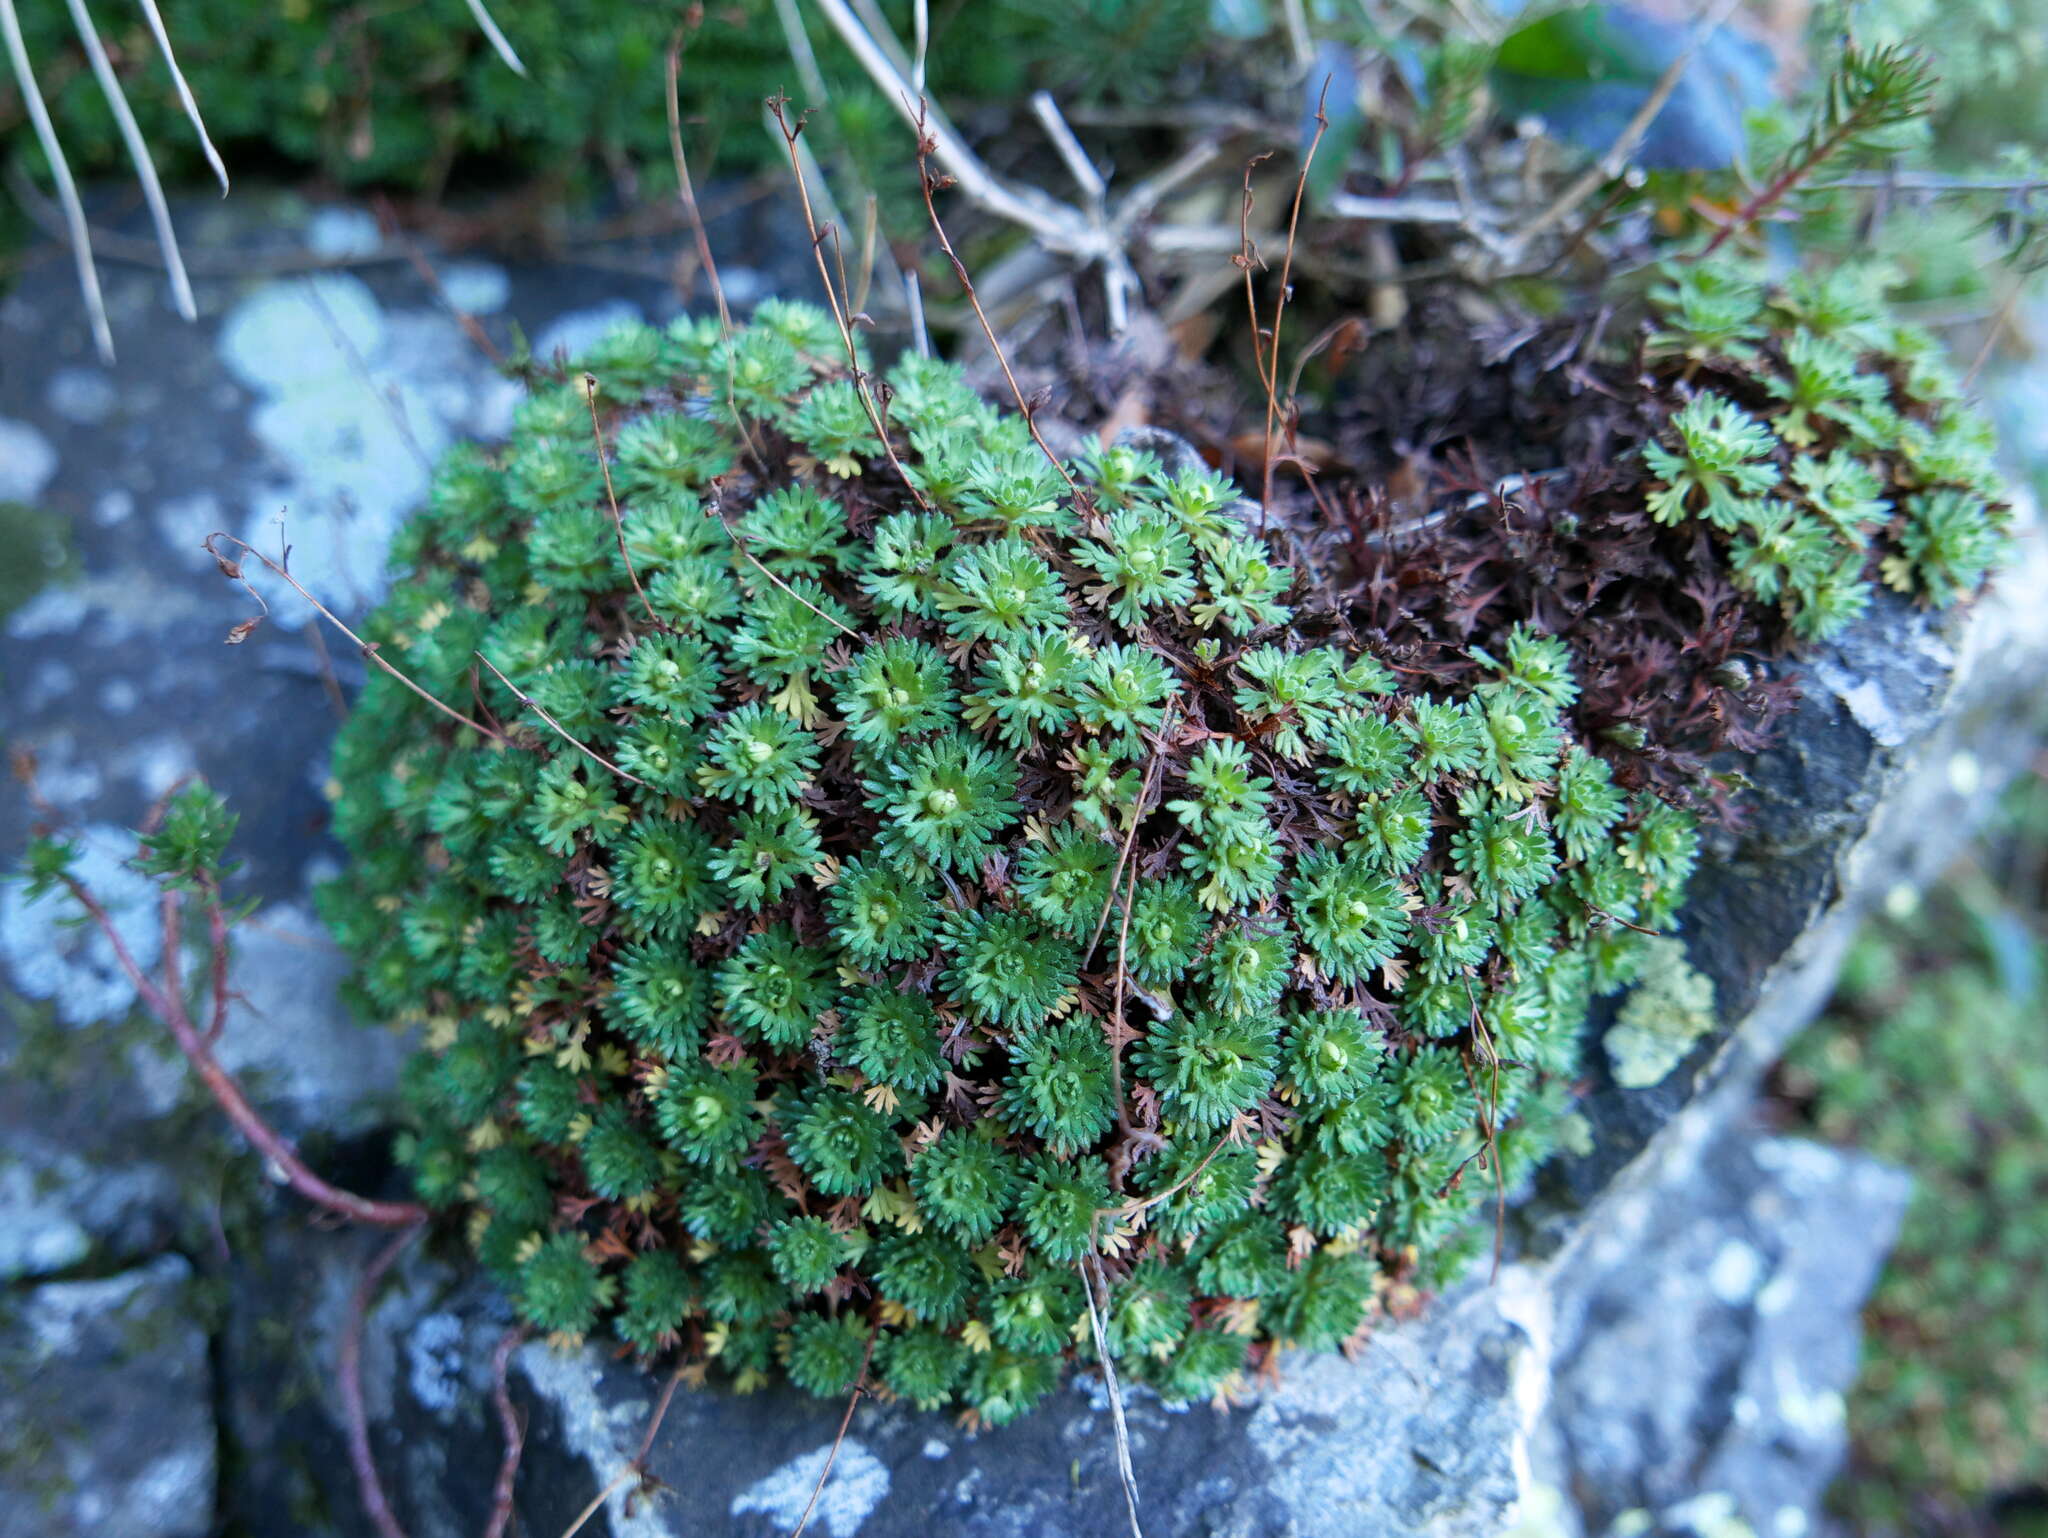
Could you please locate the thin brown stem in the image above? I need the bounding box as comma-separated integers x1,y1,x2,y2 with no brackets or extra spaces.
701,488,862,641
581,373,663,631
913,101,1084,502
200,874,233,1045
1260,79,1328,520
386,216,503,365
1084,700,1182,961
61,875,430,1228
791,1325,879,1538
483,1329,529,1538
555,1360,691,1538
1236,152,1274,403
301,615,349,720
665,12,734,336
1699,56,1898,262
632,1362,689,1467
1462,982,1507,1282
340,1224,426,1538
473,652,649,787
768,98,934,515
206,533,505,744
1106,863,1140,1139
1101,1129,1232,1226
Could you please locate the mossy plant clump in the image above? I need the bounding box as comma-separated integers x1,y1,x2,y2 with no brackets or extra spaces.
1639,258,2009,640
315,300,1710,1421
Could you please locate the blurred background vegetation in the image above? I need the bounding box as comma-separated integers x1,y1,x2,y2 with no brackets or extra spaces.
4,1,2047,1531
1782,766,2048,1537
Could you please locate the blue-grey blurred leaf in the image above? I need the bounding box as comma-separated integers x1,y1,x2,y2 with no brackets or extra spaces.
1492,3,1775,171
1975,905,2041,1005
1208,0,1272,39
1304,38,1365,206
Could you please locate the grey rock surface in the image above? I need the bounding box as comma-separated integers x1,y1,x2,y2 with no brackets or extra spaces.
0,1254,216,1538
0,186,812,1284
3,187,2047,1538
217,1204,1533,1538
1532,515,2048,1225
1529,1130,1914,1538
210,1119,1907,1538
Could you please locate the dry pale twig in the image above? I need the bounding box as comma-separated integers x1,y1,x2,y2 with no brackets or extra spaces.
1030,89,1139,334
135,0,228,194
1076,1253,1146,1538
1324,190,1473,225
1,0,112,360
463,0,528,76
818,0,1251,329
775,0,832,102
904,269,931,357
1510,0,1747,259
62,0,195,320
813,0,1085,244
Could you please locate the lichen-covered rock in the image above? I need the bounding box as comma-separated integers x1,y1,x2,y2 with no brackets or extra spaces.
0,1255,216,1538
1531,1131,1915,1536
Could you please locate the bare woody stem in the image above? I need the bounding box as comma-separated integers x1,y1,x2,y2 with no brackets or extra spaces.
340,1224,425,1538
61,874,429,1229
